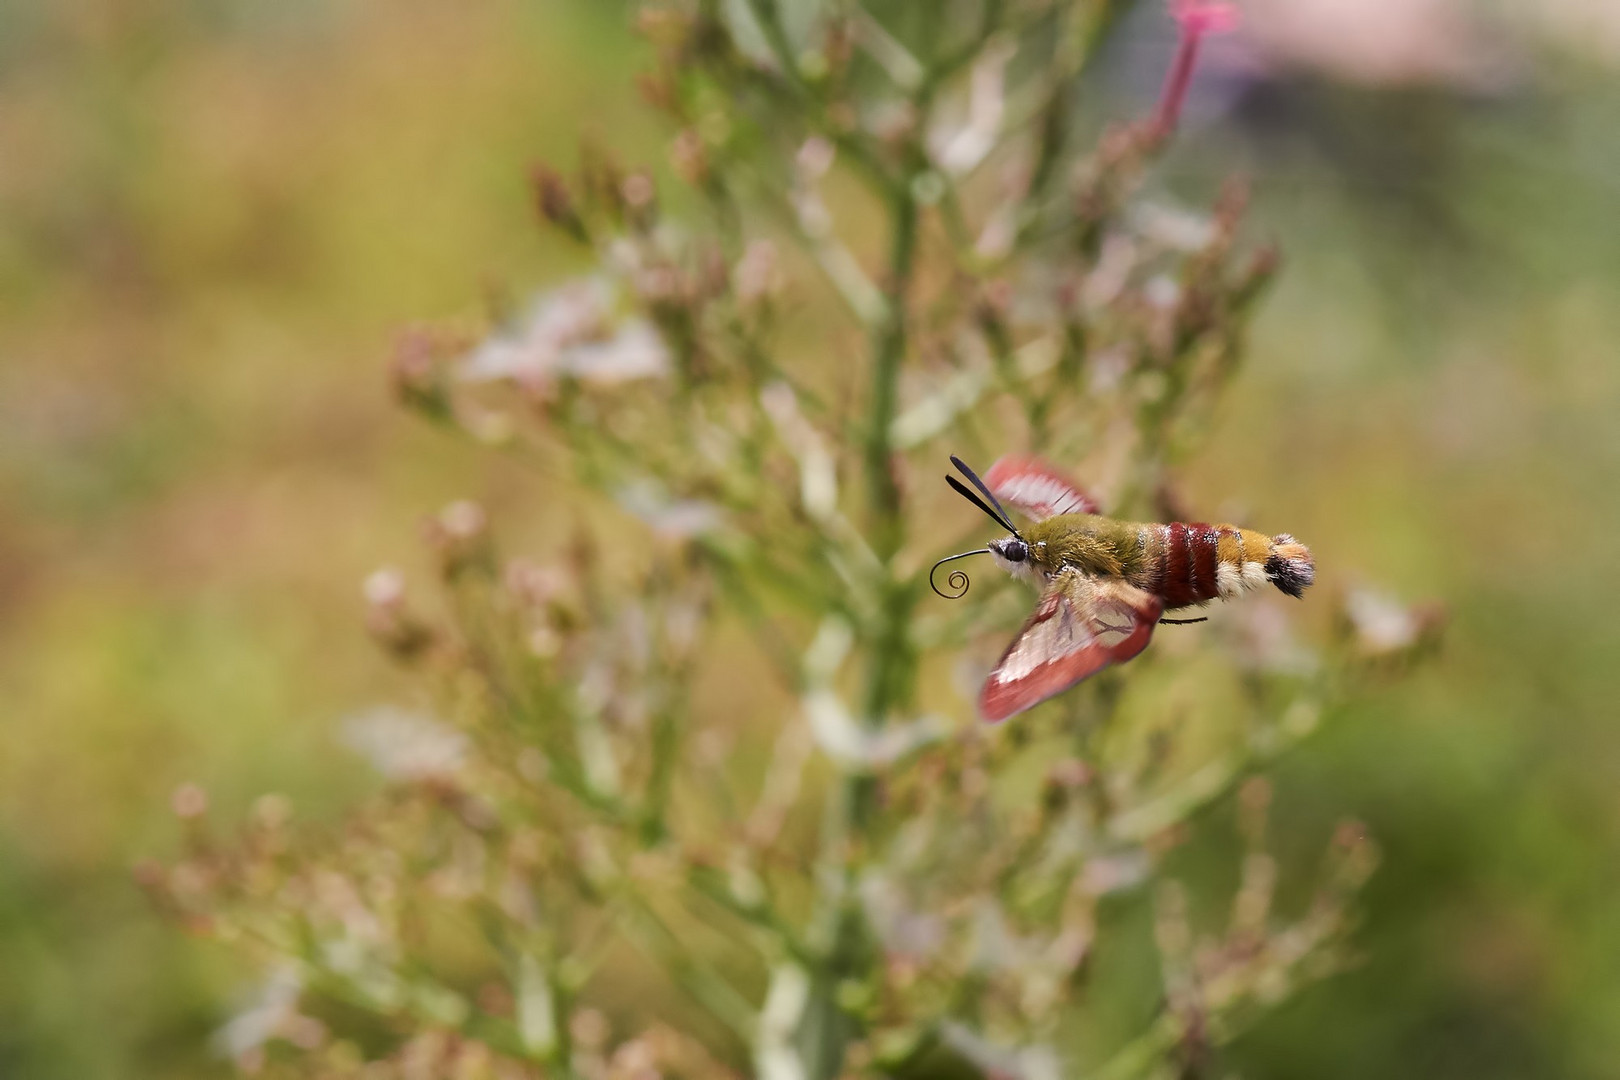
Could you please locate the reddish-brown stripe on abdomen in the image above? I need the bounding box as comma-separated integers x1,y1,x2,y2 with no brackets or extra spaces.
1158,523,1189,604
1159,521,1223,608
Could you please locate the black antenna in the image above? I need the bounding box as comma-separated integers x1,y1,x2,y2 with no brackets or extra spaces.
945,476,1016,535
949,456,1016,532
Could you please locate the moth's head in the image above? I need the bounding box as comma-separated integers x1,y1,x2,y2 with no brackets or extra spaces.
987,535,1042,585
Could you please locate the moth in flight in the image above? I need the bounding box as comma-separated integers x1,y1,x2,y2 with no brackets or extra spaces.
933,456,1314,723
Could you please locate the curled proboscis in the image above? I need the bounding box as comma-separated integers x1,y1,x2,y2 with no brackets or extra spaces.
929,550,988,600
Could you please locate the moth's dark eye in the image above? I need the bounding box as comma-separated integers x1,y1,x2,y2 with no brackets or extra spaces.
1003,540,1027,563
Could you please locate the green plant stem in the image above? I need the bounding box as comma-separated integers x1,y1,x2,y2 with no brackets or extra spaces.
862,186,918,562
796,169,922,1080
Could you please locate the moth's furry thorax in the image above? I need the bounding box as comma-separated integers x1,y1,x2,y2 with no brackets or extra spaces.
1020,515,1128,578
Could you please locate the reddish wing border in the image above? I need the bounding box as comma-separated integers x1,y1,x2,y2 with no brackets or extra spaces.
979,574,1162,723
984,456,1102,521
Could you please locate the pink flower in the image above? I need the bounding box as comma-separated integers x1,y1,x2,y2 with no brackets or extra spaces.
1154,1,1243,138
1172,0,1241,35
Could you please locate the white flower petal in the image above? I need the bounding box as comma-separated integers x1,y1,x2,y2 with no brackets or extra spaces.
341,707,466,782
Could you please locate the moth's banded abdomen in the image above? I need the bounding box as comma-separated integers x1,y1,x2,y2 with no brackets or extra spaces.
1142,523,1311,609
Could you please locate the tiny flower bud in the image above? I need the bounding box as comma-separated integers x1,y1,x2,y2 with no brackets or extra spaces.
621,171,658,232
251,793,293,831
580,142,627,222
362,566,405,608
670,129,709,186
390,328,453,422
131,858,166,891
171,782,208,819
795,136,835,178
733,240,780,306
1232,243,1281,312
571,1008,611,1050
362,567,435,660
1049,758,1093,789
532,164,587,242
637,69,677,110
286,1015,326,1050
424,501,494,581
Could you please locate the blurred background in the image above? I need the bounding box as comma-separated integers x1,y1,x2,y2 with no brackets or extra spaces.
3,1,1619,1076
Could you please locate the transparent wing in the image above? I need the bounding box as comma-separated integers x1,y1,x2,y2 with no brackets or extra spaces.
979,571,1162,723
984,456,1102,520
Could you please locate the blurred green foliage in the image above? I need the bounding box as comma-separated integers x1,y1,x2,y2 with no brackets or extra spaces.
2,1,1619,1077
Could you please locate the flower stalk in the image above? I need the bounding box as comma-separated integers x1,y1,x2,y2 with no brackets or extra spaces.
1153,1,1241,138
